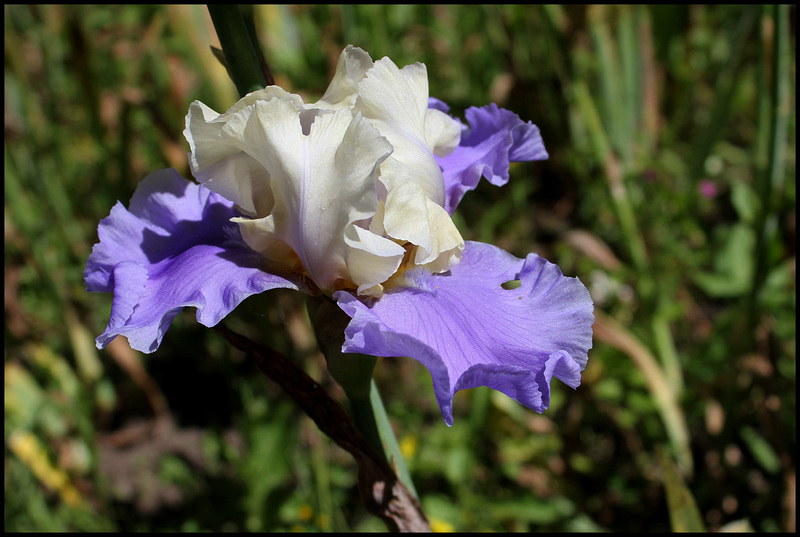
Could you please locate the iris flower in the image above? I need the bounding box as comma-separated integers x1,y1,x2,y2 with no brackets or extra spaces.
85,46,593,425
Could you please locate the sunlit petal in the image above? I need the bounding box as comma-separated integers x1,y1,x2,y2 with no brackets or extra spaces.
335,241,594,425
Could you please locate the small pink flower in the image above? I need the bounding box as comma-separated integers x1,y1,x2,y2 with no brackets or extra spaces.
699,179,717,199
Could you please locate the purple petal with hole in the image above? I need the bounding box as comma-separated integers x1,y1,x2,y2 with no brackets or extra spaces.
335,241,593,425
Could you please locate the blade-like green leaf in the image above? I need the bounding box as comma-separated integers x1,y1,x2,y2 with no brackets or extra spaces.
659,447,706,533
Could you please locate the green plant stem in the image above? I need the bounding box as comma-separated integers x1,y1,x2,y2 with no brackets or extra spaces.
369,379,419,500
687,6,758,184
652,306,683,395
332,364,421,501
572,81,651,297
748,4,791,341
342,370,385,462
305,296,419,500
214,323,429,531
207,5,268,97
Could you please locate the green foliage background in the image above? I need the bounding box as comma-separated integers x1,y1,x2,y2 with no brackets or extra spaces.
4,5,795,532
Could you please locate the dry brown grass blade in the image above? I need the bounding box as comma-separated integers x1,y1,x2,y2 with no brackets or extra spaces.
564,229,622,271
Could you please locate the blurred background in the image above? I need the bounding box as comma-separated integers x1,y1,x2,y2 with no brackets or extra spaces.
4,5,795,532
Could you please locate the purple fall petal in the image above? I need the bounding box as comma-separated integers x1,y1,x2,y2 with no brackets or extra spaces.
84,168,299,353
334,241,594,425
432,101,549,214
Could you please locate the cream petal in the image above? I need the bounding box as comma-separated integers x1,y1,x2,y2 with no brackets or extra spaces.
378,135,446,205
381,176,464,271
425,107,462,157
219,86,304,120
184,87,302,216
356,57,429,139
351,54,465,272
226,98,402,293
184,46,468,291
190,152,274,217
356,58,440,201
414,199,464,271
344,225,405,295
316,45,374,110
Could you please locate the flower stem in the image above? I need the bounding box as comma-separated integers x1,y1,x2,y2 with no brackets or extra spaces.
214,323,430,531
207,5,269,97
306,295,419,499
335,356,386,461
369,379,419,499
748,4,791,339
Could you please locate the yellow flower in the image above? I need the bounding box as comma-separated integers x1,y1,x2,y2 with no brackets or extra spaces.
399,434,418,459
429,517,456,532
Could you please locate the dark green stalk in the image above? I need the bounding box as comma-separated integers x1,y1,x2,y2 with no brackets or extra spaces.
306,296,387,462
207,5,269,97
767,5,790,199
306,295,422,500
214,323,429,530
339,359,387,462
748,4,791,340
239,5,274,86
687,6,757,184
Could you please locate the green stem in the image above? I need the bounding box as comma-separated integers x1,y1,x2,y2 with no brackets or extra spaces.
748,4,791,341
306,296,419,499
572,81,650,296
652,305,683,395
338,358,386,462
369,379,419,500
207,5,268,97
333,360,421,501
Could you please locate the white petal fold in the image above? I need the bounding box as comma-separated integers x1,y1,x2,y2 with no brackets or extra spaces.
184,87,303,217
350,51,464,272
316,45,374,110
226,98,403,292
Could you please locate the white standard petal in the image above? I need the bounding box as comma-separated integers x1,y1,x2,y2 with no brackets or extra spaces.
344,225,407,296
315,45,374,111
353,55,465,271
230,98,404,293
355,56,442,202
184,87,303,217
381,176,464,270
425,107,462,157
